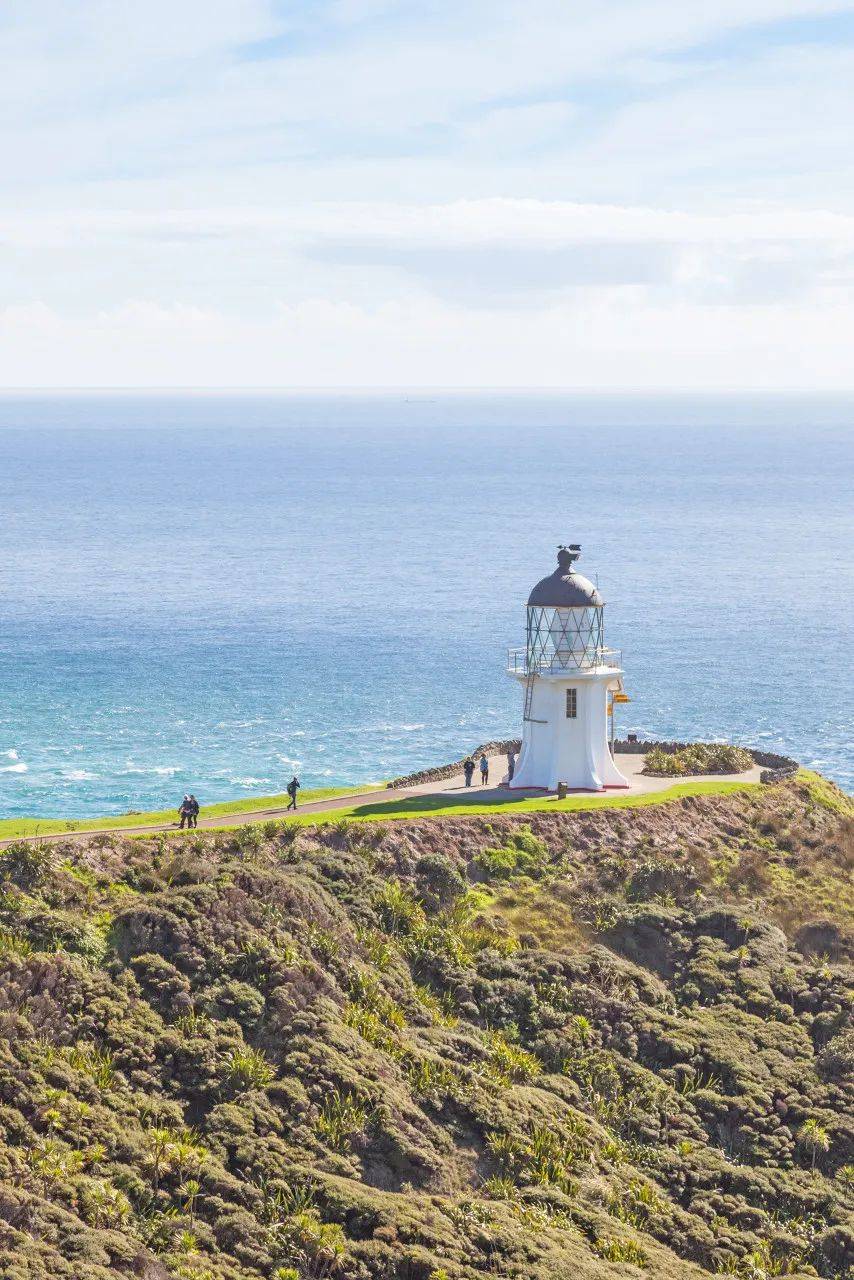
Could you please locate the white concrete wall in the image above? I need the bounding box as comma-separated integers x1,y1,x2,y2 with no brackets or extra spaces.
510,670,629,791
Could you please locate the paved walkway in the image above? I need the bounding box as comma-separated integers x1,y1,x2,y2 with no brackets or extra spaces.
1,752,762,846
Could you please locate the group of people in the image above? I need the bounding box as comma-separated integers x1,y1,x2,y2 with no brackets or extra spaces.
463,753,490,786
462,748,516,788
176,775,301,829
178,794,200,828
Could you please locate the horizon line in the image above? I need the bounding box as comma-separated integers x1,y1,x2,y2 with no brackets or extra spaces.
1,386,854,397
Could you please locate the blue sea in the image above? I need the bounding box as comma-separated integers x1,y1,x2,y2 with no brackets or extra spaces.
0,393,851,820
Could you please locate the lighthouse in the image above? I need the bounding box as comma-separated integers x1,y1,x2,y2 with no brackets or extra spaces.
507,546,629,792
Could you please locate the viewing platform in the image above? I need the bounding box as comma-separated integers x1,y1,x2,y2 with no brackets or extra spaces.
507,646,623,675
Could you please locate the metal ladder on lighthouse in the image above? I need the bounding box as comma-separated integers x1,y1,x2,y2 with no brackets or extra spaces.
523,667,537,721
523,664,547,723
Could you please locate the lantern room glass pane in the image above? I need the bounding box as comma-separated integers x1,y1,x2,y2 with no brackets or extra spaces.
526,605,605,671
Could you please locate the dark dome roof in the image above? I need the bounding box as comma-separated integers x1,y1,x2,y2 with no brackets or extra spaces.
527,547,603,608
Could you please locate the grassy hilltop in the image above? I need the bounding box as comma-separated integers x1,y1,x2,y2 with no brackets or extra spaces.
0,775,851,1280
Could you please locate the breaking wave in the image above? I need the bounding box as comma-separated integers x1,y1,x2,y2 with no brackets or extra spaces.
120,762,182,777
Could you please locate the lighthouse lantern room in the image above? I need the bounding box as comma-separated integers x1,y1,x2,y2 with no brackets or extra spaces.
507,545,629,792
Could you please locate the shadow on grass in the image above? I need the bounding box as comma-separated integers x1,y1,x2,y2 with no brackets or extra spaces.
332,778,762,822
348,789,548,817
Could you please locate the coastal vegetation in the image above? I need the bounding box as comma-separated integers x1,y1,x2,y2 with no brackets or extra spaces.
0,773,851,1278
643,743,755,777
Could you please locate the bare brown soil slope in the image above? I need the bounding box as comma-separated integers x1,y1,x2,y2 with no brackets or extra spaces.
0,775,851,1280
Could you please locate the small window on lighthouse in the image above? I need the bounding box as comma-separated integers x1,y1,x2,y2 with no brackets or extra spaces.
566,688,577,718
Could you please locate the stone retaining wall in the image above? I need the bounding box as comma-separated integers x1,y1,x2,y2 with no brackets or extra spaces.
758,763,801,784
386,739,522,789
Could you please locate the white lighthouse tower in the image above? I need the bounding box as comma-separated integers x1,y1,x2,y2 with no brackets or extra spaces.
507,545,629,792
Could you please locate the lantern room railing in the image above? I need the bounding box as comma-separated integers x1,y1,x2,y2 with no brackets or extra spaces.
507,646,622,675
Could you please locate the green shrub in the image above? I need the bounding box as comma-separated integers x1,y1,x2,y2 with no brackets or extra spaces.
0,927,33,956
66,1043,115,1089
354,924,393,969
483,1030,542,1084
315,1091,371,1153
302,922,340,963
273,1208,346,1276
796,1117,831,1168
413,983,458,1026
235,823,264,855
374,879,425,933
818,1028,854,1078
475,826,549,879
415,853,466,909
643,743,753,776
0,841,55,888
343,1003,405,1059
594,1236,648,1266
225,1047,275,1091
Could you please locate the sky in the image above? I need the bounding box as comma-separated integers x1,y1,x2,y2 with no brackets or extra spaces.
2,0,854,389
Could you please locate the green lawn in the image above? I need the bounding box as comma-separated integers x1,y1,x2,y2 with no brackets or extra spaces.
162,777,762,837
5,773,807,845
0,784,382,842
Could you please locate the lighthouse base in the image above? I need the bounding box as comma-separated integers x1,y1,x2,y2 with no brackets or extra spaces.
509,668,629,793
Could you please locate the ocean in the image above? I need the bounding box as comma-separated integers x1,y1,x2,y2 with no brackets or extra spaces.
0,392,851,819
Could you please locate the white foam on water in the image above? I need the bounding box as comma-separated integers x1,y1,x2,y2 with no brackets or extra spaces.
2,749,19,760
120,762,182,777
63,769,99,782
360,722,427,735
229,776,271,787
0,762,28,773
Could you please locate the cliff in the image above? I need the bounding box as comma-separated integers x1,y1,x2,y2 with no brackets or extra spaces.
0,774,851,1279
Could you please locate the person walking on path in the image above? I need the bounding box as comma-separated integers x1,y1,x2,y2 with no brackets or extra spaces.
178,796,193,829
463,757,475,787
507,749,516,782
480,753,489,785
188,795,200,828
286,776,301,810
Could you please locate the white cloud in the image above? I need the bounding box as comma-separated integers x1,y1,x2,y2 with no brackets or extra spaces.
2,288,852,389
1,0,853,385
